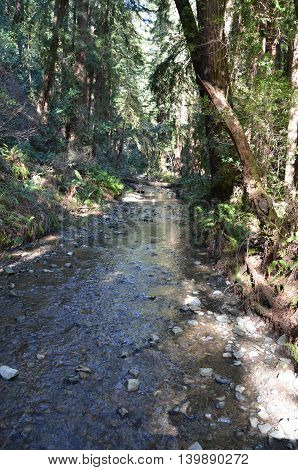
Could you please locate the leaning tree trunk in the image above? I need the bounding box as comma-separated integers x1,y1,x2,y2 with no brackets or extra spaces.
174,0,277,224
37,0,69,122
285,3,298,198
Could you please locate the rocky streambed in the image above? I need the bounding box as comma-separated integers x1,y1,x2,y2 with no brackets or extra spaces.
0,186,297,450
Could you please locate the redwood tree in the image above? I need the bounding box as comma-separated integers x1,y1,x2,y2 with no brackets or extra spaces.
174,0,277,223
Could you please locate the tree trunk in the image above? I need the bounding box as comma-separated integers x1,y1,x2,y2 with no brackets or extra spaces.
285,3,298,197
37,0,69,122
174,0,277,223
69,0,89,142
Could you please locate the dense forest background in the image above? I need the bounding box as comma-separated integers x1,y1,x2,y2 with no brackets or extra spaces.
0,1,297,338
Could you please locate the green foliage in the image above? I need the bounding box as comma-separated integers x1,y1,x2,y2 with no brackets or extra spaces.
268,258,298,278
195,202,253,253
71,167,124,206
0,144,30,179
286,343,298,364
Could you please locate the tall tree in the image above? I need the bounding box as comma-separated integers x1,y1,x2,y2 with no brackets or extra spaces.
174,0,277,223
285,0,298,197
37,0,69,122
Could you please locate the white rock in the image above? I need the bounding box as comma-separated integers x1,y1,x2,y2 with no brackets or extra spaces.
212,290,224,297
223,352,232,358
257,409,269,421
216,314,229,323
187,320,199,327
248,350,259,358
249,417,259,428
269,429,286,440
258,423,272,434
233,350,245,359
172,326,183,336
36,354,45,360
188,442,203,450
235,385,245,393
199,368,213,378
0,365,19,380
127,379,140,392
184,295,201,309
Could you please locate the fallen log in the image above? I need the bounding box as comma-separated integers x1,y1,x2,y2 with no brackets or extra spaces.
123,177,181,188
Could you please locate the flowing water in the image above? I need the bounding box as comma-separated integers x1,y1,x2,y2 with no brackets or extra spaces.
0,186,297,450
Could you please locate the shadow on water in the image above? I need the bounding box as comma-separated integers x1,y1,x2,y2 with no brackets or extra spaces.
0,186,296,449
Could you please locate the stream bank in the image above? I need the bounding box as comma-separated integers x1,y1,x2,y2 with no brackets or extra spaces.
0,185,297,449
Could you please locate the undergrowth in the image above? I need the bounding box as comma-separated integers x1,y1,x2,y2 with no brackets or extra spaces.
0,144,124,249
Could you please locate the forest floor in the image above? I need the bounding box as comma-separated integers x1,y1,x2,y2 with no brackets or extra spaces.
0,185,297,450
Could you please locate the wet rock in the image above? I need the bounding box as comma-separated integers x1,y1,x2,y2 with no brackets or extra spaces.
127,379,140,392
117,407,129,418
233,350,245,359
42,269,52,273
8,283,15,289
235,429,246,438
129,368,140,378
67,252,74,256
258,423,272,434
150,334,160,342
277,334,287,346
235,392,245,401
232,360,242,366
0,365,19,380
233,326,246,337
180,306,190,312
172,326,183,336
215,401,225,409
214,375,231,385
199,368,213,378
188,442,203,450
249,417,259,429
3,266,15,274
65,375,80,384
75,365,92,374
64,263,72,268
120,351,130,358
15,315,26,324
218,417,231,424
187,320,199,327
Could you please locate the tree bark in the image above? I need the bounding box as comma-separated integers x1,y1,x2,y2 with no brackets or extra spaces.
174,0,277,223
69,0,90,142
37,0,69,122
285,3,298,197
